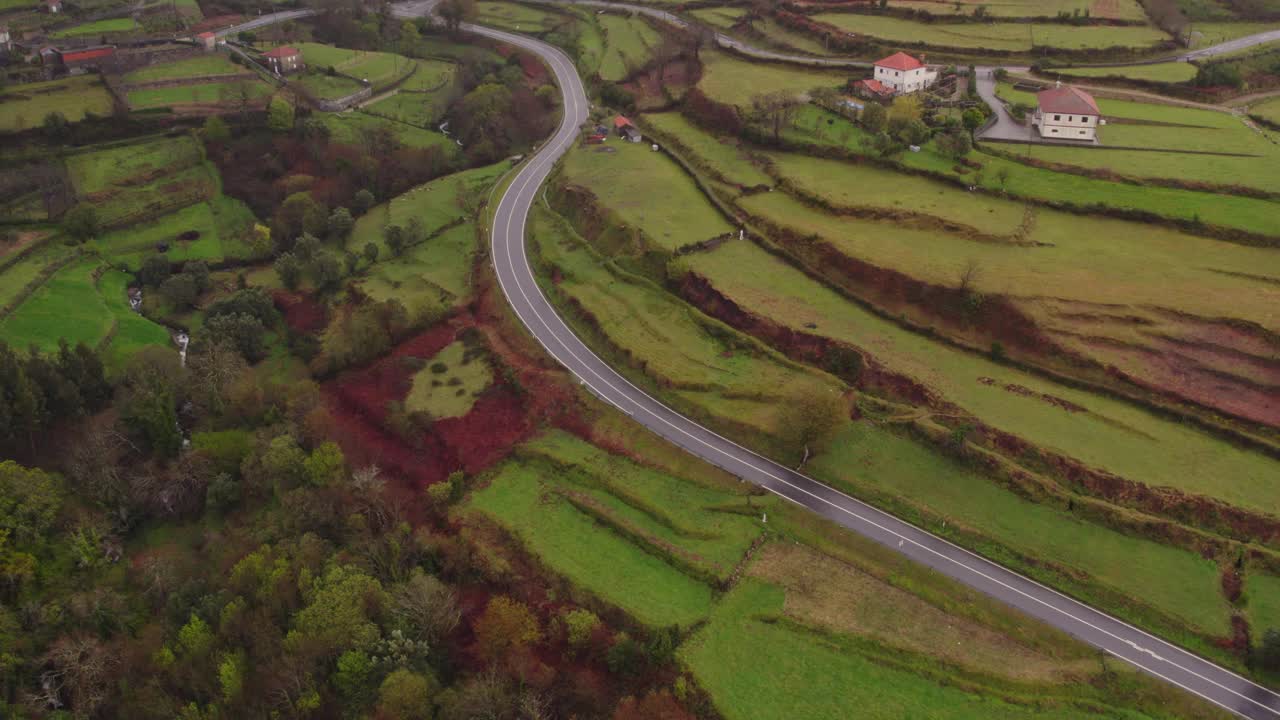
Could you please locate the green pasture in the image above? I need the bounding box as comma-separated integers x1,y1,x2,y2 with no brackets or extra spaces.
93,196,256,270
473,1,566,32
0,258,113,353
1252,96,1280,124
295,73,364,100
531,206,829,433
67,135,202,195
561,141,733,252
675,238,1280,518
814,13,1170,50
698,51,849,106
642,112,773,187
294,42,415,88
323,111,455,150
400,59,455,91
997,81,1234,125
885,0,1146,20
349,161,507,259
691,7,745,30
466,455,718,627
51,17,139,37
1247,573,1280,638
0,243,77,311
765,152,1025,235
598,13,660,81
522,431,763,581
122,54,243,83
1024,140,1280,193
127,80,273,109
753,153,1276,328
0,75,115,132
784,105,1280,236
363,89,452,128
681,580,1152,720
359,223,475,323
1053,61,1198,83
98,270,171,368
1189,21,1280,46
808,422,1232,635
406,340,492,419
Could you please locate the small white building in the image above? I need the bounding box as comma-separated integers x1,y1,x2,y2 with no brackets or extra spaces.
872,52,937,95
1033,84,1101,141
0,25,11,51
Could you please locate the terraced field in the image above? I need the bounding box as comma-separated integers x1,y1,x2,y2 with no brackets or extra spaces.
815,13,1171,51
597,13,661,81
0,75,115,132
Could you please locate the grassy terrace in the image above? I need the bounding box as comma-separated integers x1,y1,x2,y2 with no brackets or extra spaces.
406,340,492,419
561,142,733,252
530,205,836,435
674,238,1278,518
814,13,1170,50
884,0,1147,19
51,17,139,37
128,81,273,109
642,112,773,187
295,73,364,100
698,51,849,106
754,152,1278,328
322,111,455,150
1253,96,1280,124
598,13,660,81
474,0,565,32
122,54,244,83
292,42,416,88
1052,62,1198,83
0,75,115,132
784,106,1280,236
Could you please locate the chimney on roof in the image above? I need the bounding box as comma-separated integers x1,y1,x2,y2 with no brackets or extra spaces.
1056,80,1061,88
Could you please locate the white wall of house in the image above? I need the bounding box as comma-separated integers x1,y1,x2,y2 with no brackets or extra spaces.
873,64,938,94
1033,110,1098,140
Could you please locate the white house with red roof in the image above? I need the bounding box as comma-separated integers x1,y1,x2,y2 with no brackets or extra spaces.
1033,83,1102,141
872,52,937,95
196,31,217,51
262,45,302,74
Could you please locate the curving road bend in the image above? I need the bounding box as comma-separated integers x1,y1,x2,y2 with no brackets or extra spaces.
387,3,1280,718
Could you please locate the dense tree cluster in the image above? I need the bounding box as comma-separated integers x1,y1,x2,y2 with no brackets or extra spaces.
0,340,109,454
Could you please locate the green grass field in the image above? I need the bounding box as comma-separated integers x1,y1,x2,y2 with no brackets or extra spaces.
698,51,850,106
1053,61,1198,83
474,1,566,32
641,112,774,187
886,0,1147,19
67,135,202,195
323,111,455,150
1189,21,1280,46
561,142,733,252
98,269,171,368
400,59,455,91
691,7,745,30
681,579,1164,720
1247,572,1280,639
358,223,475,322
294,73,364,100
815,13,1170,50
362,88,452,129
50,17,139,37
127,80,273,109
406,340,492,419
122,54,244,83
0,258,114,353
785,105,1280,236
466,453,718,627
675,238,1278,519
1252,96,1280,124
752,152,1275,328
0,75,115,132
293,42,415,89
597,13,660,81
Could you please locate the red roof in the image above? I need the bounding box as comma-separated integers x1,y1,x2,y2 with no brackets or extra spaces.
60,47,115,63
1037,85,1100,115
613,115,634,129
262,45,299,58
875,52,924,72
196,31,215,39
855,78,893,96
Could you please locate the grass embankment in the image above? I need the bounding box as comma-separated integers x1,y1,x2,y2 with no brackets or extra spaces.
295,73,364,100
406,340,493,419
675,239,1277,521
128,81,273,109
530,205,836,435
814,13,1171,51
597,13,660,81
349,162,507,322
560,142,733,252
1253,96,1280,124
292,42,416,89
474,1,566,32
995,82,1280,192
0,76,115,132
784,105,1280,237
322,111,455,150
885,0,1147,19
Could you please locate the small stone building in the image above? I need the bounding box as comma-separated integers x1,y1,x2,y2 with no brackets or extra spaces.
262,45,302,74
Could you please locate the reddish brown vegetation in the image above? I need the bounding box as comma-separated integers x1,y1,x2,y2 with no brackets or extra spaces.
272,290,327,334
1222,566,1244,603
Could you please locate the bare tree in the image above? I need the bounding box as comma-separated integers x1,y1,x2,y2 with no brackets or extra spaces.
749,90,803,143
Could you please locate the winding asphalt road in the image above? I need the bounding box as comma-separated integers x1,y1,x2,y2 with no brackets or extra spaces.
384,3,1280,718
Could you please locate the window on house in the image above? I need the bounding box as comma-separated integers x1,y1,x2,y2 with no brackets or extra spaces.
1053,114,1060,121
1080,130,1086,135
1051,128,1058,133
